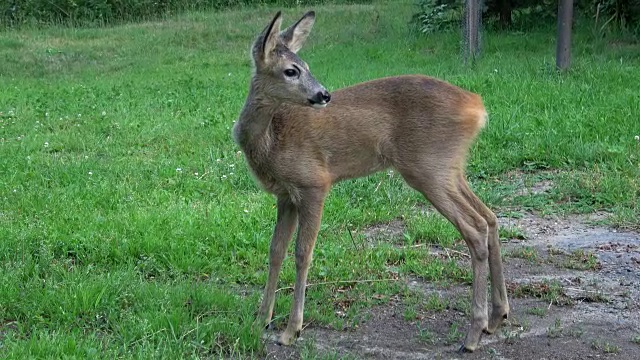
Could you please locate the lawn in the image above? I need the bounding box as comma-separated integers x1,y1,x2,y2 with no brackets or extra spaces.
0,0,639,358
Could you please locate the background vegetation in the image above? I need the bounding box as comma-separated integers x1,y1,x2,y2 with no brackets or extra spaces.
4,0,640,32
0,0,639,358
414,0,640,34
1,0,371,26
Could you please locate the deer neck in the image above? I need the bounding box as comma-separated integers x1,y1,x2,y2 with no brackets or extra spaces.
234,82,281,150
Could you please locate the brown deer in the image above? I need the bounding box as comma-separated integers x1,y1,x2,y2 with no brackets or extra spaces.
233,11,509,352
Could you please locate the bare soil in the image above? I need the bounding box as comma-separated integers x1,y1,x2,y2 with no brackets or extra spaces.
265,211,640,359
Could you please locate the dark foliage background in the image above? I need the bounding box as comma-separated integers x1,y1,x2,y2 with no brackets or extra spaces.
413,0,640,34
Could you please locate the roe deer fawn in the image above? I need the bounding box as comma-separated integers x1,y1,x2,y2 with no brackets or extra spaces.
233,11,509,352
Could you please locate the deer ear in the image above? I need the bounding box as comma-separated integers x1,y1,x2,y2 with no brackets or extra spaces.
280,11,315,53
253,11,283,64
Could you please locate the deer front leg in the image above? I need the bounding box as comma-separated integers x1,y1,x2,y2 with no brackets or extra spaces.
254,196,298,331
278,187,326,346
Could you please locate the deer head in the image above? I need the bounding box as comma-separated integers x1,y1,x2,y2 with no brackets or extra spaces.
251,11,331,109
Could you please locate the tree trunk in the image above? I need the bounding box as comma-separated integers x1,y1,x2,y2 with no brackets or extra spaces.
556,0,573,71
464,0,481,64
499,0,512,28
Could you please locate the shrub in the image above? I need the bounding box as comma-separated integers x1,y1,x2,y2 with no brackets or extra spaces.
412,0,462,34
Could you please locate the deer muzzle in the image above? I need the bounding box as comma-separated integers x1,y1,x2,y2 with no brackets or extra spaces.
308,90,331,108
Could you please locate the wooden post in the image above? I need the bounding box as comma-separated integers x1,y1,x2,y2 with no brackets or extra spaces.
556,0,574,71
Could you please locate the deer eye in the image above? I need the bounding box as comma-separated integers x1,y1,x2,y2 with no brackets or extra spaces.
283,69,298,78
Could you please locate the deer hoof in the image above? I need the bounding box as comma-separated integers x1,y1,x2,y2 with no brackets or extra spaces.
277,330,299,346
457,344,474,354
487,312,509,334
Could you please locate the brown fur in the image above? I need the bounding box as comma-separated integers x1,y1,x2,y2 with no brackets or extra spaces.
233,11,509,352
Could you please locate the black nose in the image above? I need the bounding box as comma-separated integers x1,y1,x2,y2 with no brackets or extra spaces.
319,91,331,103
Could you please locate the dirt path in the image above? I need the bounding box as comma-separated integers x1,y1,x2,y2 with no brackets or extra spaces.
266,212,640,359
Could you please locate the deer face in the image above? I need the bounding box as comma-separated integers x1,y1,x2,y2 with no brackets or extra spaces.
251,11,331,108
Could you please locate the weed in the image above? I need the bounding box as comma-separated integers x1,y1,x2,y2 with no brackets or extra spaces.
403,307,418,321
508,280,572,306
547,318,563,338
507,246,539,262
503,329,522,344
547,247,566,256
574,290,609,304
526,307,547,317
451,298,471,315
444,322,464,345
424,293,448,312
568,327,584,338
591,340,620,354
416,323,436,345
562,250,602,271
499,226,527,240
486,347,500,359
501,316,526,345
402,291,422,321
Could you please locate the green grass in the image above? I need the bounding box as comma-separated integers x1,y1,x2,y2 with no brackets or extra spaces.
1,0,639,357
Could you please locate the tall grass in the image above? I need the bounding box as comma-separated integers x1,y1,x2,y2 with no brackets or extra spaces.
0,0,371,27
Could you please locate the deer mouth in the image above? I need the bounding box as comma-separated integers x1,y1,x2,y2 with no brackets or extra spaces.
308,90,331,109
308,99,328,109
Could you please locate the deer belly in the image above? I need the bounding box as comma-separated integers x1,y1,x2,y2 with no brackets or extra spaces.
330,152,388,182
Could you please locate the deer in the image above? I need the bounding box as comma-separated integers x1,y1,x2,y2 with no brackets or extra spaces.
232,11,510,353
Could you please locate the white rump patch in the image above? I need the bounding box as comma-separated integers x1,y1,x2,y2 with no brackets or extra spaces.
478,110,488,128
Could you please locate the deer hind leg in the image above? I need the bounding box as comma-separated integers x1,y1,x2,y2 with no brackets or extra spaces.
255,196,298,331
456,173,509,333
278,187,327,346
399,168,489,352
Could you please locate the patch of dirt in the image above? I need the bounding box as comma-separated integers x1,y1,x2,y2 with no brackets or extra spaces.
362,219,405,246
503,169,557,198
515,179,554,196
265,212,640,359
